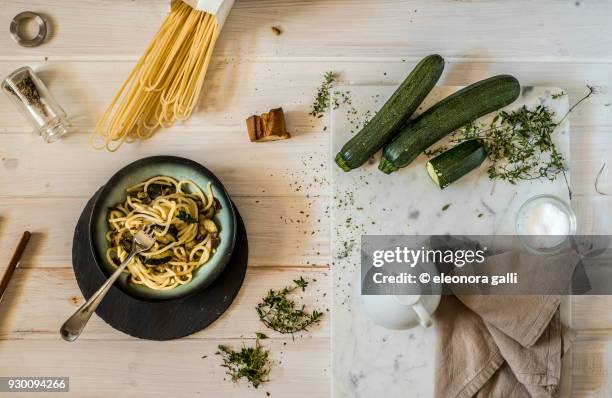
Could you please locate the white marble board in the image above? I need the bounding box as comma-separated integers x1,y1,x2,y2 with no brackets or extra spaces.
331,85,571,397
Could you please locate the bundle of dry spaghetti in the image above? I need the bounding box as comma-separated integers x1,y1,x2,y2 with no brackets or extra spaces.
92,0,234,151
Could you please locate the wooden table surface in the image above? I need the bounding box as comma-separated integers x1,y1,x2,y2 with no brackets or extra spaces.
0,1,610,397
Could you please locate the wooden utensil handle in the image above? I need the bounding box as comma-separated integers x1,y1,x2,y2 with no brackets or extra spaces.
0,231,32,302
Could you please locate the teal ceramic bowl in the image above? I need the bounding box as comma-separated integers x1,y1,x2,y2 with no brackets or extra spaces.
88,156,237,300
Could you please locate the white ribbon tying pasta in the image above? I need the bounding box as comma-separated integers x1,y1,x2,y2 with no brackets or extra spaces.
180,0,235,28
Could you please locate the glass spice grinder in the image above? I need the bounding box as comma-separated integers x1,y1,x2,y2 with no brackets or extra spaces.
1,66,71,143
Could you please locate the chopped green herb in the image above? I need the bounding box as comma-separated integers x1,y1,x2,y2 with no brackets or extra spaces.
176,210,197,224
119,235,133,252
310,71,335,118
293,276,309,291
146,183,164,199
551,91,566,99
255,332,268,340
442,204,451,211
256,277,323,336
216,335,271,389
139,254,172,266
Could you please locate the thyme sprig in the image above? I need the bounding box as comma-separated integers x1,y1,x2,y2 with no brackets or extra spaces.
551,91,566,99
216,334,271,389
256,277,323,336
455,105,566,184
310,71,336,118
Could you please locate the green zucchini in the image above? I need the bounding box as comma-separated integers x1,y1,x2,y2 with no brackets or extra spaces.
139,252,173,266
427,140,487,189
335,54,444,171
379,75,520,174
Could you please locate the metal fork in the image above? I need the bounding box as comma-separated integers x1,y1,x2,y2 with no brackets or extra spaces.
60,229,155,342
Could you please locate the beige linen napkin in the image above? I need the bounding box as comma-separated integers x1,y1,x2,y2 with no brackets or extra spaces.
434,251,580,398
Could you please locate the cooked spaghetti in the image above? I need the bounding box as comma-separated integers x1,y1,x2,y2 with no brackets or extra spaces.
92,1,220,151
105,176,221,290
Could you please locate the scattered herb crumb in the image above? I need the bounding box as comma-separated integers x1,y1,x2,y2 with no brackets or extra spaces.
442,204,451,211
216,335,271,389
255,332,269,340
332,90,352,110
478,213,484,218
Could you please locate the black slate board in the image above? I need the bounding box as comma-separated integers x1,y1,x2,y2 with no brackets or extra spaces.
72,192,248,340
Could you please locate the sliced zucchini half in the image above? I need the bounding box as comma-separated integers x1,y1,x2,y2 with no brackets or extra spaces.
426,140,487,189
